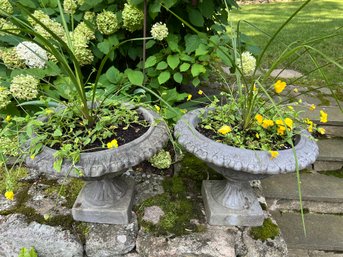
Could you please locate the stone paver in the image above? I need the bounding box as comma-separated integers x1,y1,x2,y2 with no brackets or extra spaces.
270,69,303,79
262,173,343,202
271,212,343,251
317,138,343,162
295,106,343,126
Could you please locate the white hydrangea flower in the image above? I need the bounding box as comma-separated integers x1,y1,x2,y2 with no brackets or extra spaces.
10,74,39,100
96,11,119,35
237,51,256,76
74,22,95,41
122,3,144,32
71,32,93,66
63,0,78,14
0,0,13,16
151,22,168,41
15,41,48,69
0,86,11,109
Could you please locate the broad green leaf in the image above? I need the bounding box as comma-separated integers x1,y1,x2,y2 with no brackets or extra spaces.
158,71,171,85
131,0,144,5
53,128,62,137
164,0,178,8
192,77,200,86
125,69,144,86
149,1,161,19
146,40,156,49
195,44,209,56
167,34,180,52
173,72,183,84
198,0,215,18
145,56,157,68
185,34,200,53
179,63,191,72
97,40,110,55
167,55,180,70
188,8,204,27
191,63,206,77
156,61,168,70
106,66,121,84
179,53,194,62
18,0,36,8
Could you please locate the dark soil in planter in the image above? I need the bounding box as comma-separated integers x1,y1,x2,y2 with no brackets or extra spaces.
196,126,294,151
46,113,149,152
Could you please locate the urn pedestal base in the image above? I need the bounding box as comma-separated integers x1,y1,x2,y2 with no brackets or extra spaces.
202,180,264,226
72,177,134,224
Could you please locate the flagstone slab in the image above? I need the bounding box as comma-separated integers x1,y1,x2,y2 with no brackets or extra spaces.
270,69,303,79
271,212,343,251
262,173,343,202
317,138,343,162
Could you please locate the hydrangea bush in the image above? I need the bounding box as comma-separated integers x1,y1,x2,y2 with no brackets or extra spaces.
0,0,244,121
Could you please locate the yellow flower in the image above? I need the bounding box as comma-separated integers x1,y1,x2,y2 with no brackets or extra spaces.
255,133,260,139
255,114,263,124
317,127,325,135
197,90,203,95
269,151,279,159
5,191,14,201
186,94,192,101
30,154,35,160
154,105,160,112
309,104,316,111
284,118,293,129
304,118,314,133
262,119,274,129
107,139,119,149
218,125,232,135
253,84,257,91
5,115,11,122
45,108,54,115
274,80,286,94
320,110,328,123
277,126,286,136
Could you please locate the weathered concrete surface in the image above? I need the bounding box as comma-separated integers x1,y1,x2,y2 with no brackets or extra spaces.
136,226,236,257
0,214,83,257
85,213,138,257
289,249,343,257
267,199,343,214
262,173,343,202
271,212,343,251
313,161,343,172
317,138,343,162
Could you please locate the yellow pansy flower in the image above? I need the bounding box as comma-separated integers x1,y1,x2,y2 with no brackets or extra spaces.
5,115,11,122
309,104,316,111
284,118,293,129
255,114,263,124
5,191,14,201
317,127,325,135
320,110,328,123
197,90,203,95
274,80,286,94
218,125,232,135
269,151,279,159
154,105,160,112
187,94,192,101
107,139,119,149
277,125,286,136
262,119,274,129
255,133,260,139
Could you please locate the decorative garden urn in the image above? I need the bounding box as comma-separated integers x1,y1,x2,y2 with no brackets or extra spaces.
26,107,169,224
174,108,319,226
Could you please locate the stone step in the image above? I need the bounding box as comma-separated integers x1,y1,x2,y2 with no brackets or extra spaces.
271,212,343,251
317,138,343,162
262,173,343,203
296,106,343,126
288,248,343,257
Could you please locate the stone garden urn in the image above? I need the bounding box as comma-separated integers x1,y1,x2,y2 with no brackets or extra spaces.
174,108,319,226
25,107,169,224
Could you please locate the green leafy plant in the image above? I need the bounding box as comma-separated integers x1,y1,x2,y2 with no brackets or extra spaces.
18,247,38,257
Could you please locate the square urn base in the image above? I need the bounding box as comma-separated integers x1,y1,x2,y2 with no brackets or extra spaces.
202,180,265,226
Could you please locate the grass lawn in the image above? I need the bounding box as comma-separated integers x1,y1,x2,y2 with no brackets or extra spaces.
230,0,343,89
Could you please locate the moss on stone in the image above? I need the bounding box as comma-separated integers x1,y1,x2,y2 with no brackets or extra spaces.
319,169,343,179
136,171,206,236
249,218,280,241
